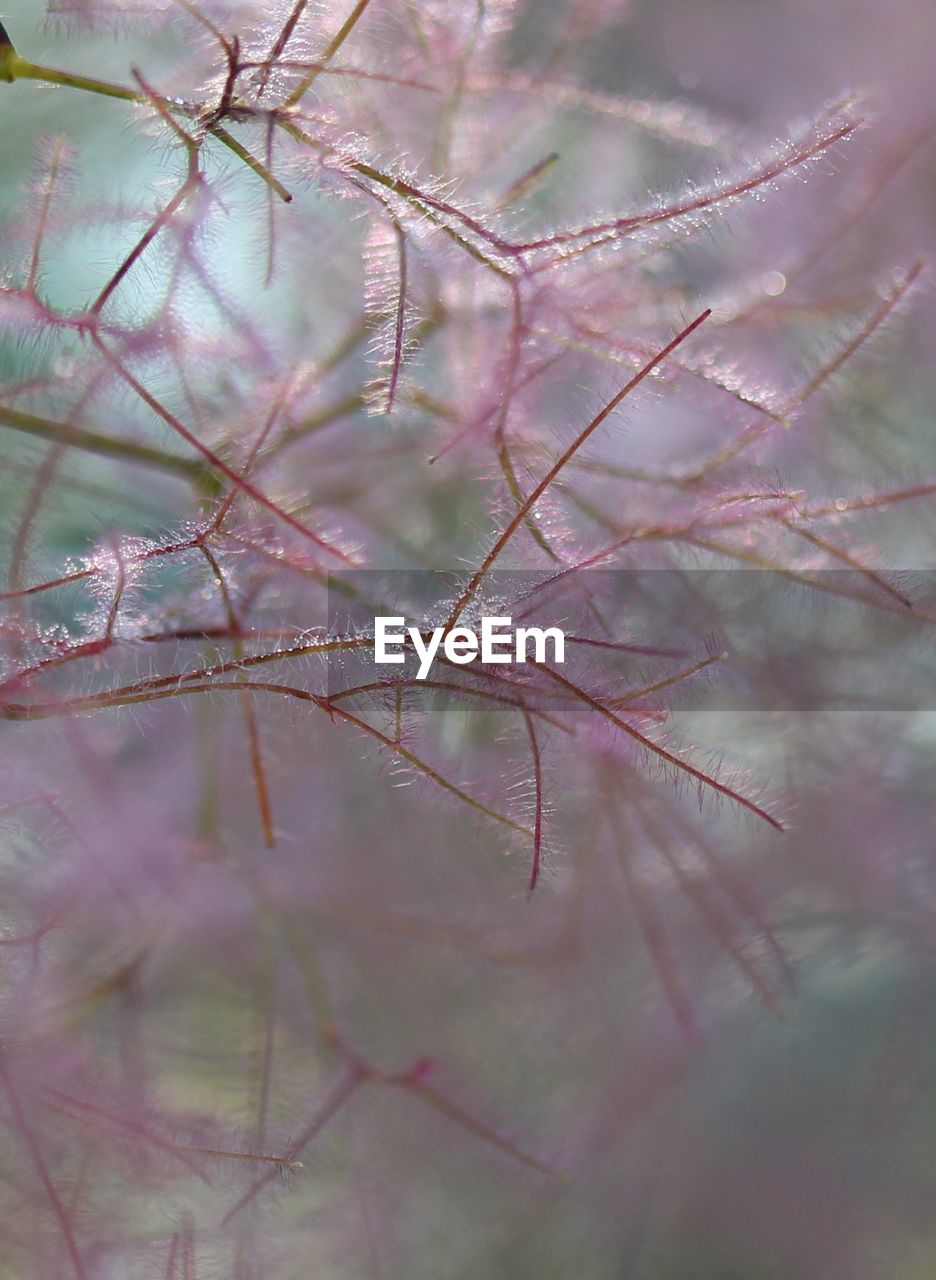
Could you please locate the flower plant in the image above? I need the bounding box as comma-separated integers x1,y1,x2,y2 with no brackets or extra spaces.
0,2,934,1276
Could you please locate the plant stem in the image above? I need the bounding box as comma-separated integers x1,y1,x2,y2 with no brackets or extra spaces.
0,403,221,493
11,57,139,102
0,29,291,202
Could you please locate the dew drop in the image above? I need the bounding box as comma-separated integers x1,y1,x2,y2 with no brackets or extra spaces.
761,271,787,297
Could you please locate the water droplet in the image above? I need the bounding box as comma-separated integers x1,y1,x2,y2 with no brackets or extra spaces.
761,271,787,297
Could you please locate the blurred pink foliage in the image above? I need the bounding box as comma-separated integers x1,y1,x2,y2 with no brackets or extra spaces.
0,1,934,1276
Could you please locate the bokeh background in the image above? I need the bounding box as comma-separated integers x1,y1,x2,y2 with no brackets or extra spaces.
1,2,935,1278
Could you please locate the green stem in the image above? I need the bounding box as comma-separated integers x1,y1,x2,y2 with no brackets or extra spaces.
0,33,291,202
210,125,293,203
11,57,139,102
0,403,222,493
283,0,374,106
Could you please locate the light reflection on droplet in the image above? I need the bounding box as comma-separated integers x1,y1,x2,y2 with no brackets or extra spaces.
762,270,787,297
